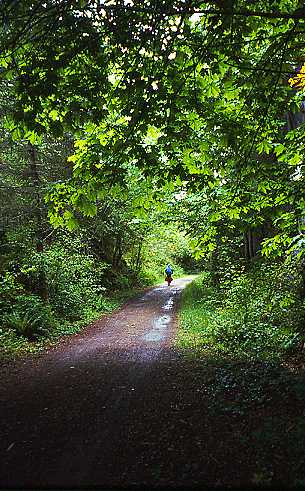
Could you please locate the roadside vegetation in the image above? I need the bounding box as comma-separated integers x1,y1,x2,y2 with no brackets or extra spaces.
177,257,305,487
178,258,304,361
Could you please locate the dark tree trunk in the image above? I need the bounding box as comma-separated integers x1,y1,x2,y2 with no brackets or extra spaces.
28,144,48,300
112,234,122,269
209,247,220,287
244,230,255,261
135,240,143,271
244,227,267,262
298,260,305,352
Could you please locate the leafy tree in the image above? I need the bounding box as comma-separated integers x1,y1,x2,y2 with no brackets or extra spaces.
0,0,303,259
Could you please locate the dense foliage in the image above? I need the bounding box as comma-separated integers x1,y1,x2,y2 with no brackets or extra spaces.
1,0,305,252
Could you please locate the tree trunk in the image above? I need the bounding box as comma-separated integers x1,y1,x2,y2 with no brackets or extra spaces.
28,144,48,301
244,228,262,262
112,234,122,269
209,247,220,287
297,259,305,351
135,240,143,271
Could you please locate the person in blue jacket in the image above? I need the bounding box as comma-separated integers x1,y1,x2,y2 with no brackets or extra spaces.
165,264,173,285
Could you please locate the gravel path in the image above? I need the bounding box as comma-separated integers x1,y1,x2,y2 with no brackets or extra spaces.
1,277,197,487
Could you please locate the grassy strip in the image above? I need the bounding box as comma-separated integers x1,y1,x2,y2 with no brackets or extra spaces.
176,274,222,356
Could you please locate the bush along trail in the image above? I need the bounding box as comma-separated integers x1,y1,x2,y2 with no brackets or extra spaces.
1,274,305,488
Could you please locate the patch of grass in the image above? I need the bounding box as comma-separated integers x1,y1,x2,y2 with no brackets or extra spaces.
177,274,222,355
176,268,305,485
173,350,305,486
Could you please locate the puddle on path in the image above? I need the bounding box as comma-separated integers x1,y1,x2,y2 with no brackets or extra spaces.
162,297,174,311
144,331,164,342
143,315,171,342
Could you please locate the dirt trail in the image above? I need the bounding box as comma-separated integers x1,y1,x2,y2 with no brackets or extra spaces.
1,277,195,487
1,276,305,488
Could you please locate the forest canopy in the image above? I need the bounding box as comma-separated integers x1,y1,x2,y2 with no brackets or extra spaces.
1,0,305,256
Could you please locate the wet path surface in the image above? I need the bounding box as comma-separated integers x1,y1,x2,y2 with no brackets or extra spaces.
1,278,195,488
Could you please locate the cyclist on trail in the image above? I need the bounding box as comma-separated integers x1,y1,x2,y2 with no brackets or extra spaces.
165,264,173,286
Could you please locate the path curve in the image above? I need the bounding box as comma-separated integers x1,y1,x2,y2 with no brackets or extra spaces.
1,277,193,487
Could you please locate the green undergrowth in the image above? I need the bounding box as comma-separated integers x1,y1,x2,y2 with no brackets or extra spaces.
177,263,304,361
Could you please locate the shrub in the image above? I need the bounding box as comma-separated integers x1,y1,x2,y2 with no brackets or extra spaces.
2,294,55,340
0,272,24,316
21,236,107,320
